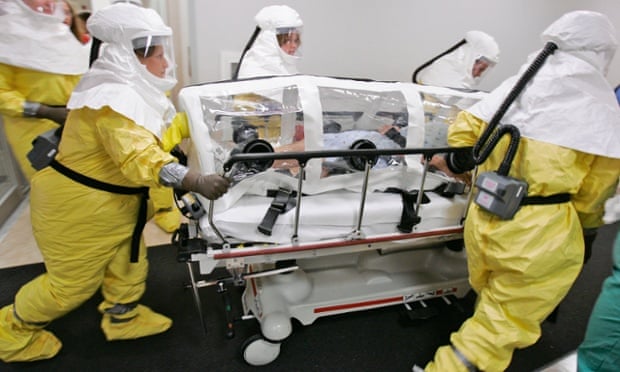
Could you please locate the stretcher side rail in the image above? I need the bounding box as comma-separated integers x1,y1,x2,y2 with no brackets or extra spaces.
222,145,472,171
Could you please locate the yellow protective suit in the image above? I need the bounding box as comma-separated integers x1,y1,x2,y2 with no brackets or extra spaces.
149,112,191,232
0,62,81,181
0,107,176,362
161,112,190,152
425,111,620,372
150,185,181,233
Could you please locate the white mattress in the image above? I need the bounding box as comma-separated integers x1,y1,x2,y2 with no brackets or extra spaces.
200,188,468,244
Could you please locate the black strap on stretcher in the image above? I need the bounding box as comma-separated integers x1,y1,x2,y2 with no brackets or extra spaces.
50,160,149,263
431,182,466,198
383,187,430,233
258,188,297,236
257,181,474,236
385,181,467,234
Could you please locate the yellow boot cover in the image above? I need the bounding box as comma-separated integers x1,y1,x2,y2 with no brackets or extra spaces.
0,305,62,362
101,304,172,341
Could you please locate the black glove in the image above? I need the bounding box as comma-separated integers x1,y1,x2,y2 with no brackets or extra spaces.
444,148,477,174
181,172,230,200
384,127,406,148
583,228,598,264
37,104,68,125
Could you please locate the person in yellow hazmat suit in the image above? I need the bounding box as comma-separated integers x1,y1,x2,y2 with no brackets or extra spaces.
0,0,89,181
415,10,620,372
0,3,230,362
110,0,181,234
89,0,181,234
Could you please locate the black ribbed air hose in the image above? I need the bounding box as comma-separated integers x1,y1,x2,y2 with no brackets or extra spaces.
232,26,261,80
412,38,467,84
471,42,558,175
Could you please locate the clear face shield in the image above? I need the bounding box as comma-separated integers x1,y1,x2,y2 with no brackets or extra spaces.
597,47,616,76
131,34,177,90
275,27,303,57
471,56,496,79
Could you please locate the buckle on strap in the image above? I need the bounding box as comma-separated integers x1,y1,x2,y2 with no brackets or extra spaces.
50,160,149,263
384,188,429,233
258,188,296,236
432,182,466,198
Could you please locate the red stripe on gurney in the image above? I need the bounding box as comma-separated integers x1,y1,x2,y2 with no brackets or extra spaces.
211,227,463,260
249,267,258,296
314,296,403,313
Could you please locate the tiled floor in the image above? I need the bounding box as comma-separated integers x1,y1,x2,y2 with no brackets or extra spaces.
0,197,174,269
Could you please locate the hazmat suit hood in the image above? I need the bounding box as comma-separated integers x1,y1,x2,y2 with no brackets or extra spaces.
417,30,500,89
67,3,177,139
0,0,89,75
112,0,143,4
468,10,620,159
237,5,303,79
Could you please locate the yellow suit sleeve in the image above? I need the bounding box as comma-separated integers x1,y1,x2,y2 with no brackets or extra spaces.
0,62,26,117
95,109,177,188
573,155,620,229
161,112,190,153
447,111,485,148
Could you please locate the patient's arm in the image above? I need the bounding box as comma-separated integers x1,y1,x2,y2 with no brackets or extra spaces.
272,140,304,169
271,125,403,170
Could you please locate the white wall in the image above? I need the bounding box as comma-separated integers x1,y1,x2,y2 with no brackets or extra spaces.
187,0,620,91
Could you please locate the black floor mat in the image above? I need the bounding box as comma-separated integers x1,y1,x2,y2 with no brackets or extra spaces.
1,222,617,371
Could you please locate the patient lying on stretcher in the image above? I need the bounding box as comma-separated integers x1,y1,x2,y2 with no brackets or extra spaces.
230,121,408,180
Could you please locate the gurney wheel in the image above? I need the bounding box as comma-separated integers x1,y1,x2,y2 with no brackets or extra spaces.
241,334,281,366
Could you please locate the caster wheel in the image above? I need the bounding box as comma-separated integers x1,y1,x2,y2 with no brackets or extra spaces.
241,334,281,366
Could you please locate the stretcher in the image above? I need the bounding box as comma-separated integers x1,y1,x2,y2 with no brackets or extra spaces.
174,75,485,366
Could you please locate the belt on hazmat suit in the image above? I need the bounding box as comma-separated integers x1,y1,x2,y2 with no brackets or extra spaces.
50,159,149,263
521,193,570,205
